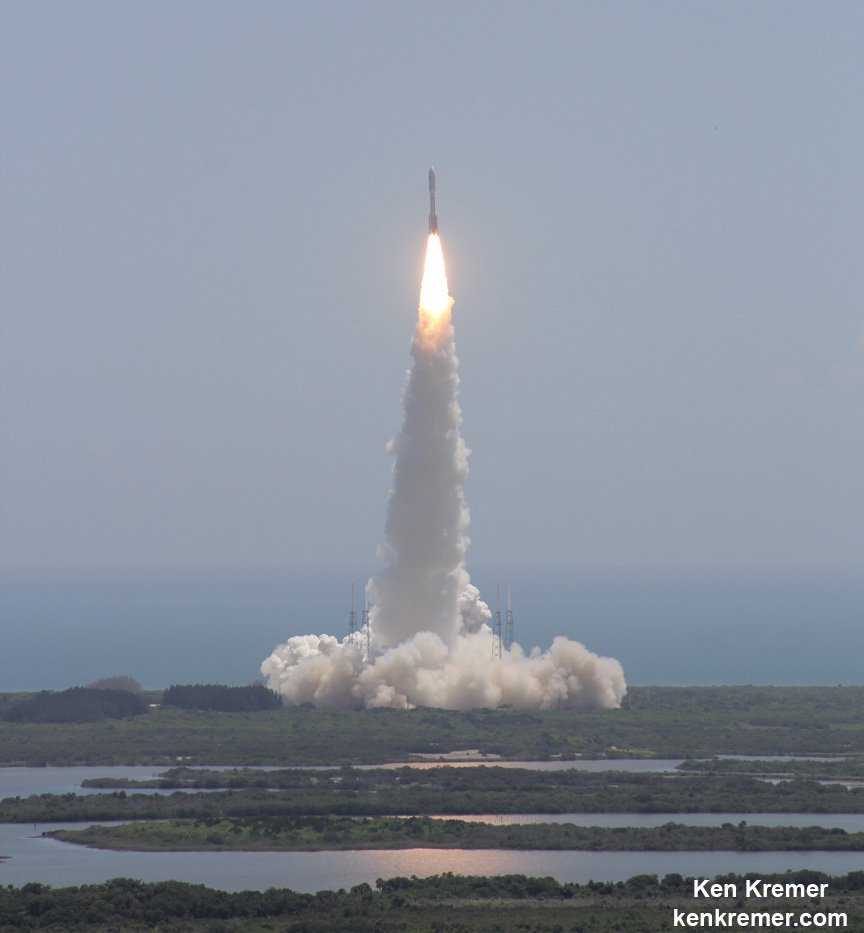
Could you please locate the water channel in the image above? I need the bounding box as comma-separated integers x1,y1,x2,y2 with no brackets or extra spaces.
2,765,862,893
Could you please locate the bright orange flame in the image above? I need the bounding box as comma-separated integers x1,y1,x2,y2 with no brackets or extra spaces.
417,234,453,346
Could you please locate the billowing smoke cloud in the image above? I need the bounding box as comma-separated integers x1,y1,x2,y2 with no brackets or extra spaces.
262,627,626,710
262,235,626,710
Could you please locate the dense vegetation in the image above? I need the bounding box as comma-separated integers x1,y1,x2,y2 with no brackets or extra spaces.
680,756,864,778
49,815,864,851
1,685,862,766
160,683,281,713
4,767,864,823
83,758,864,791
0,688,147,724
1,871,863,932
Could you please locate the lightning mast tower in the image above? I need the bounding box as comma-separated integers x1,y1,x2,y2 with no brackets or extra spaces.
362,584,371,662
492,583,502,660
348,583,358,646
505,582,514,650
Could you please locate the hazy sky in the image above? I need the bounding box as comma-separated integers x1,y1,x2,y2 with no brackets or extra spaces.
2,1,862,572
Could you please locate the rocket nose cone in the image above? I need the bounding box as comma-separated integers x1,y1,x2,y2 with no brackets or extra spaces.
429,166,435,190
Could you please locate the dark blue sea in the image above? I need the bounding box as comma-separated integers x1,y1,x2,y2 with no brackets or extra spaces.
1,566,861,691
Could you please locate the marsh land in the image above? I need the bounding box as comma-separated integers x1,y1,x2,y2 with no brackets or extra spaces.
1,685,863,931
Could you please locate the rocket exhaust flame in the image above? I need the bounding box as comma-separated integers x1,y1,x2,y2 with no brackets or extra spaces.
418,234,451,331
262,172,626,710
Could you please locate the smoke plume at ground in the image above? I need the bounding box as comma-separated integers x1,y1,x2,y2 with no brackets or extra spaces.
262,234,626,710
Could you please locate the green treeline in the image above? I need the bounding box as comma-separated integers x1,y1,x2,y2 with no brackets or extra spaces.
1,685,863,766
49,815,864,851
160,683,281,712
0,688,147,724
680,757,864,778
0,681,279,729
1,871,863,933
83,760,864,794
4,767,864,823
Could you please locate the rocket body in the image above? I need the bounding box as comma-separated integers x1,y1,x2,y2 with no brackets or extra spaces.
428,166,438,234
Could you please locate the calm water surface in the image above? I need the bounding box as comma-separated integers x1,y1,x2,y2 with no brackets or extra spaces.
0,767,177,799
4,767,863,893
2,824,863,893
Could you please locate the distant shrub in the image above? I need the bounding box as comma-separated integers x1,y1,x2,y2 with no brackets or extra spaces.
161,684,282,712
86,676,142,693
3,687,148,723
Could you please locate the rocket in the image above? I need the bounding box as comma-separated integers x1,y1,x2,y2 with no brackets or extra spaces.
428,166,438,235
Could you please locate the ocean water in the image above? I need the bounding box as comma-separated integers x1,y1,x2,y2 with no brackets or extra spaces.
1,566,862,692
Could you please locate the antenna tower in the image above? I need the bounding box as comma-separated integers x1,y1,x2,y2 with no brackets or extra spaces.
492,583,502,659
504,582,514,650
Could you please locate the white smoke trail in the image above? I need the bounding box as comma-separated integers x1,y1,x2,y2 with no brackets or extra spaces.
262,234,626,710
367,234,468,650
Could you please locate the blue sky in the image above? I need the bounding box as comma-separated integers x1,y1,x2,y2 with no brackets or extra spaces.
2,1,862,572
